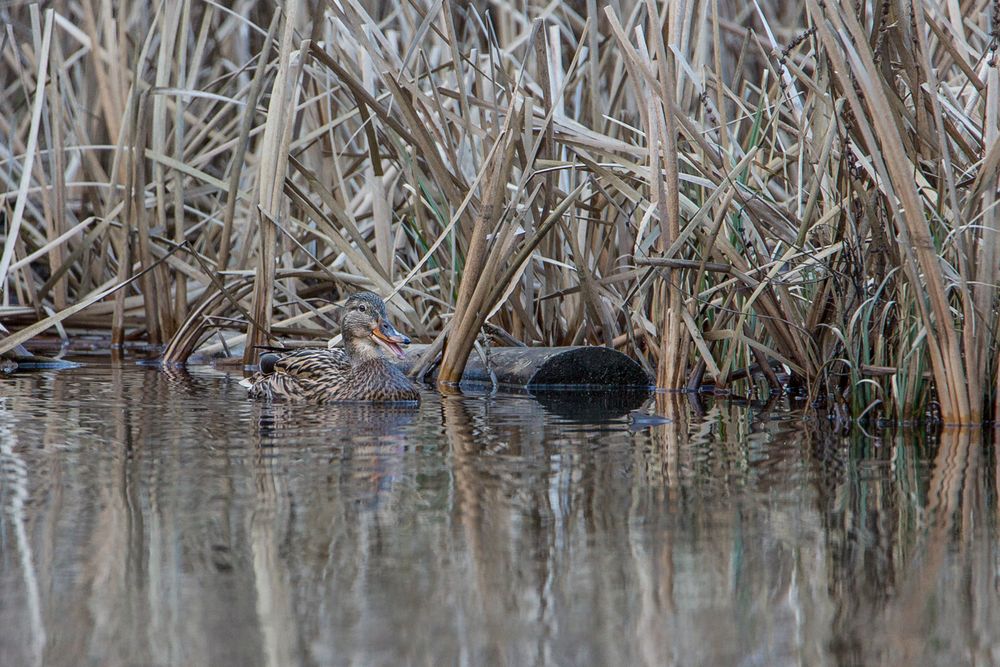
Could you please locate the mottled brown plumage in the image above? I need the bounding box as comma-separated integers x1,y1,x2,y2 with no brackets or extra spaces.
243,292,420,402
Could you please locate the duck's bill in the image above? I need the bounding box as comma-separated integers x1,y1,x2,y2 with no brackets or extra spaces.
372,324,409,359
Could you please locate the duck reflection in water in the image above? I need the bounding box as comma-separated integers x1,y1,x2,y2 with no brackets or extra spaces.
254,400,418,440
252,399,421,512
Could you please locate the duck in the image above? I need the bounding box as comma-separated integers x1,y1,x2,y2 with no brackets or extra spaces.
242,291,420,402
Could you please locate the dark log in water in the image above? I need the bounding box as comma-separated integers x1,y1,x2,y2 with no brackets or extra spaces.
1,347,79,370
399,345,651,389
0,324,78,369
1,354,80,370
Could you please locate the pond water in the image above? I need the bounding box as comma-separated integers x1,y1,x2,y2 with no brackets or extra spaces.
1,363,997,666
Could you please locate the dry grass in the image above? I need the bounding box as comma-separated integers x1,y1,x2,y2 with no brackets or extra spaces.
1,0,999,424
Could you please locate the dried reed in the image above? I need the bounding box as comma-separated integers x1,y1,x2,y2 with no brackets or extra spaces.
1,0,998,424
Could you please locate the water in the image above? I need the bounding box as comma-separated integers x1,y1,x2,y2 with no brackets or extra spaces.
1,364,998,666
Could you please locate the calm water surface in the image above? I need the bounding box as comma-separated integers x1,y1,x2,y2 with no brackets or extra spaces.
1,364,998,666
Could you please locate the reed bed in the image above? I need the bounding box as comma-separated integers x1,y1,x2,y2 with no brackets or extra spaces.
0,0,998,424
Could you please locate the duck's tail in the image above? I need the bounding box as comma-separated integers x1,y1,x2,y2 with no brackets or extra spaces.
239,352,283,392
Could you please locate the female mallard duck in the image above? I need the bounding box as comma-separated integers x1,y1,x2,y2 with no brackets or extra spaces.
242,292,420,402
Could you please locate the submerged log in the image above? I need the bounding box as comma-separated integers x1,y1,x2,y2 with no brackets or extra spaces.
0,328,79,370
400,345,651,389
1,352,80,370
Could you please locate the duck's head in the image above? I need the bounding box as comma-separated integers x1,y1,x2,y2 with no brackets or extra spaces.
339,292,411,360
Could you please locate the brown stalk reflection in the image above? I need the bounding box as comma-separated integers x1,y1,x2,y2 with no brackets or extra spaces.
886,428,989,664
0,399,46,667
633,392,686,664
441,392,538,665
249,422,297,667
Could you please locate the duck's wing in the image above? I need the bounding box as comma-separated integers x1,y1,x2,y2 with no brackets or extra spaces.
268,348,349,375
243,348,349,400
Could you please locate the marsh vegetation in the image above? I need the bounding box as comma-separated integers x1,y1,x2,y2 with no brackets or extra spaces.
1,0,999,424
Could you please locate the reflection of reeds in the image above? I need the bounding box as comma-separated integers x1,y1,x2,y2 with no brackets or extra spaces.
881,428,989,664
4,368,1000,663
2,2,999,422
0,420,46,667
